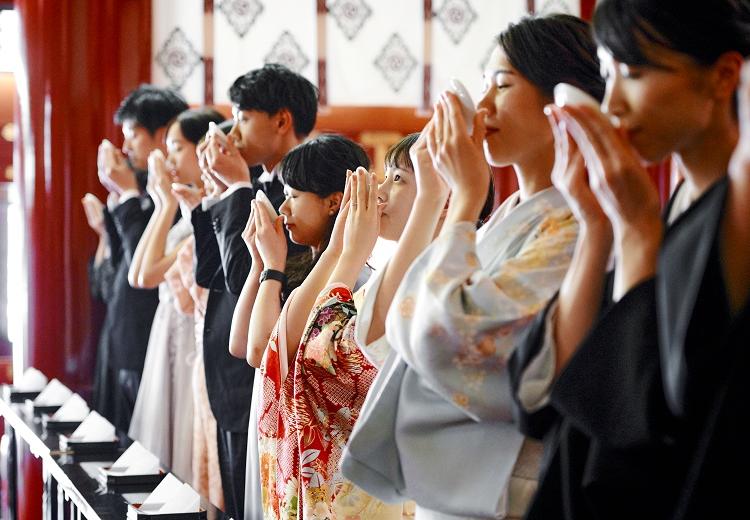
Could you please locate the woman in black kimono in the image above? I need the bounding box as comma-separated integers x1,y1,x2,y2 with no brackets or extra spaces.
508,1,750,518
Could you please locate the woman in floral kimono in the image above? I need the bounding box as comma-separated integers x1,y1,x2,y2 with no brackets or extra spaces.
284,132,463,520
240,135,381,519
341,14,604,520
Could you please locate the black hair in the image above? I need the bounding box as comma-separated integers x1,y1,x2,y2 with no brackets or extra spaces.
497,14,605,102
281,134,369,197
593,0,750,67
114,84,189,135
385,133,420,172
228,64,319,138
174,108,226,145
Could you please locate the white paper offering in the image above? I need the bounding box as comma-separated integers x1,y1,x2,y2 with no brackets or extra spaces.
15,367,48,392
51,394,90,422
108,441,160,476
140,473,201,513
70,411,116,442
33,379,73,406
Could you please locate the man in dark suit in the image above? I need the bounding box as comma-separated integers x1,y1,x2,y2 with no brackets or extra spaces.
91,85,188,432
195,64,317,519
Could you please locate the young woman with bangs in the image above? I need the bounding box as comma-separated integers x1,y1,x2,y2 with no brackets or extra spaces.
508,1,750,518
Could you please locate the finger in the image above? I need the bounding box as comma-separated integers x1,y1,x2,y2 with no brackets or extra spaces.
739,61,750,144
243,205,255,234
274,215,285,235
562,105,624,175
438,98,450,145
355,167,367,211
472,108,488,148
341,170,353,208
255,200,271,229
351,171,359,211
433,102,444,145
368,170,377,212
442,91,466,138
426,115,439,163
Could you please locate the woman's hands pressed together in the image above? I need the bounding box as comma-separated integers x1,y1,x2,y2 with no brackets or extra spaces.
557,104,662,299
253,199,287,272
427,91,491,224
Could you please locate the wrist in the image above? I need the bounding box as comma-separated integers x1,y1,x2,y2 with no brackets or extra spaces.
579,219,614,245
616,221,662,258
448,192,484,223
264,260,286,272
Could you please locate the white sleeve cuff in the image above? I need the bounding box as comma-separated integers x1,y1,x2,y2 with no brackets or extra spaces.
219,181,253,200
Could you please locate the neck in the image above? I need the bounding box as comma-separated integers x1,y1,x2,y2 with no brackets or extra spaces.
514,145,555,202
677,107,738,201
262,133,304,173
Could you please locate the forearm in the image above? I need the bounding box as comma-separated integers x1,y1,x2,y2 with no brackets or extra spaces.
554,223,612,375
613,224,662,301
327,252,366,291
229,266,262,360
138,203,182,288
285,249,341,361
247,280,283,367
443,188,486,230
127,204,161,287
93,234,110,268
366,196,444,343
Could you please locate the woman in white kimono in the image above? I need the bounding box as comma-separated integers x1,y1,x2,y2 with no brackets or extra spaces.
128,108,225,482
341,14,604,520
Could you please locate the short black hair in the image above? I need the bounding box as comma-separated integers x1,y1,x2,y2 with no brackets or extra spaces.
281,134,369,198
385,133,420,172
174,108,226,145
593,0,750,67
228,64,319,138
114,84,189,135
497,14,605,102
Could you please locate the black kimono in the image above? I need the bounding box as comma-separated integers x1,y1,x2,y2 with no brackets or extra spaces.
509,178,732,520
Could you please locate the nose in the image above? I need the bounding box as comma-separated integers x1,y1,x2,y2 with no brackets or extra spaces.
377,178,391,204
600,76,626,126
279,198,290,217
476,85,495,116
228,122,241,144
122,138,132,155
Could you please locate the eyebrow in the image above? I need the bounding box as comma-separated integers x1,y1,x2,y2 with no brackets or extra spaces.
486,69,515,75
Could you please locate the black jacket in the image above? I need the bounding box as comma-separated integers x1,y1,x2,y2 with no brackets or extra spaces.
197,176,308,432
100,195,159,372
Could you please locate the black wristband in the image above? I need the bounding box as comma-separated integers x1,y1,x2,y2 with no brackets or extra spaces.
259,269,287,288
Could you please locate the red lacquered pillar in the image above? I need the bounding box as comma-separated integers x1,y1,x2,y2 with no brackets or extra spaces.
12,1,151,517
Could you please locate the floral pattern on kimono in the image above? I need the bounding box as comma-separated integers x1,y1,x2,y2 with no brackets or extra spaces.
258,286,402,520
258,294,300,520
294,284,401,519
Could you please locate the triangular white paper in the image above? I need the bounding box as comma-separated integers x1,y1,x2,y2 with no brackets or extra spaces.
33,379,73,406
69,411,116,442
51,394,89,421
14,367,48,392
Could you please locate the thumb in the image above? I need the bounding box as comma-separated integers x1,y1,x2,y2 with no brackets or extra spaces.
225,134,240,155
274,215,285,234
471,109,488,148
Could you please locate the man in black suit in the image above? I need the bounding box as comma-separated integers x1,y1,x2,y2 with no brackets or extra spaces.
194,64,317,519
91,85,188,432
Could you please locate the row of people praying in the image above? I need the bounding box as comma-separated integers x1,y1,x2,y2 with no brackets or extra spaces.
83,1,750,519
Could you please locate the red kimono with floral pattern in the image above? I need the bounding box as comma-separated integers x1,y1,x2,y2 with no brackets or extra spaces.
257,285,402,520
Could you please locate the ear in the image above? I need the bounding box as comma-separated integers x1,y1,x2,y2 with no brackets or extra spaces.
712,51,744,103
274,108,294,136
325,191,343,215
